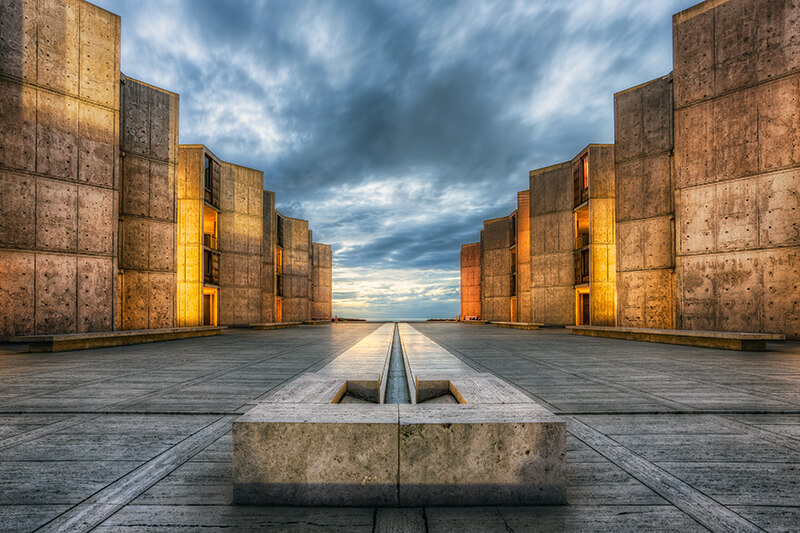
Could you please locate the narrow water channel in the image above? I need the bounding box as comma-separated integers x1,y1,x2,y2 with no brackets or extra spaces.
384,323,411,404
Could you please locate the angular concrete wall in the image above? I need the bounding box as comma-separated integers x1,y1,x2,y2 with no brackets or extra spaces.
118,76,178,330
0,0,120,337
219,162,263,326
281,216,311,322
530,163,574,325
311,242,332,320
460,243,481,319
672,0,800,337
614,76,676,329
481,217,513,322
584,145,617,327
176,146,209,327
516,191,531,322
261,191,276,323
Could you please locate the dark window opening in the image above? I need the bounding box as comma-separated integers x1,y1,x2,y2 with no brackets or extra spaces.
203,250,219,285
574,249,589,285
276,215,284,249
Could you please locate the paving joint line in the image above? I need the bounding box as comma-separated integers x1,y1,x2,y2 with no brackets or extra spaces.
568,416,766,533
34,415,234,533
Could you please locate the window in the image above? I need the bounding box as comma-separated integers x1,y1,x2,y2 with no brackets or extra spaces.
203,250,219,285
276,215,284,249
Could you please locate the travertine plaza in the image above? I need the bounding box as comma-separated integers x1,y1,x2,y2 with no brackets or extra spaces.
1,0,800,532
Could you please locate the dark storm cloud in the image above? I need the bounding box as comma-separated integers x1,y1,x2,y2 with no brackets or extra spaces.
95,0,697,318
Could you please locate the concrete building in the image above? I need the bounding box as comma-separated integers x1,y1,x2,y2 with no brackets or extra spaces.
119,76,179,331
480,216,514,322
311,242,333,321
613,0,800,337
460,243,481,320
463,0,798,338
0,0,121,338
0,0,333,338
516,191,532,322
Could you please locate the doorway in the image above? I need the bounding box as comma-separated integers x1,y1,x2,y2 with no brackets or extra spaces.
578,292,590,325
203,288,217,326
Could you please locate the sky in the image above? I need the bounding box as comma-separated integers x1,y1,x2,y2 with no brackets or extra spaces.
95,0,697,320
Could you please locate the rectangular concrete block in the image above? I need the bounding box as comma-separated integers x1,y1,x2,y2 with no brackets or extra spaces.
615,154,672,222
149,272,175,329
149,90,170,161
674,101,714,188
757,75,800,171
617,269,675,329
0,79,36,172
35,253,77,334
77,256,112,332
714,0,757,95
714,89,759,181
121,155,149,217
717,252,760,332
78,0,119,108
121,217,148,270
398,404,565,506
149,220,174,271
36,178,77,252
761,248,800,337
77,185,114,255
0,171,35,247
673,7,714,107
78,102,114,187
715,177,758,251
756,0,800,82
121,270,147,330
121,80,149,155
37,0,79,95
149,161,174,221
679,185,715,254
758,168,800,246
0,251,35,337
677,255,717,331
613,87,643,162
0,0,37,82
233,404,400,506
36,90,78,180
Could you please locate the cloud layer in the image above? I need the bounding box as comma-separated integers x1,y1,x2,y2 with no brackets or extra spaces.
96,0,697,319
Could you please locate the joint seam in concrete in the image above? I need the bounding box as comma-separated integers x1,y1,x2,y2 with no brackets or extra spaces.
35,415,233,533
568,416,764,533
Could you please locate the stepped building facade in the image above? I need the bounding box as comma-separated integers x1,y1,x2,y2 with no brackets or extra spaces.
0,0,332,338
461,0,800,338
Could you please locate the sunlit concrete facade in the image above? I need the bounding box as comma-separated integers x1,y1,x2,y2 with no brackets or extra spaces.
460,243,481,320
462,0,799,338
480,216,514,322
0,0,333,337
0,0,121,338
119,76,179,330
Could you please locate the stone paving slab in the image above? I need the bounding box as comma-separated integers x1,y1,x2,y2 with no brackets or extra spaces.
0,324,797,531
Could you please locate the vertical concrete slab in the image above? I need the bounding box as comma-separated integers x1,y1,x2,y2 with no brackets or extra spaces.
261,191,275,323
0,0,37,83
0,251,35,338
481,216,513,322
36,178,78,252
0,171,35,247
460,243,481,319
311,242,332,321
77,256,112,332
35,253,77,334
0,80,36,172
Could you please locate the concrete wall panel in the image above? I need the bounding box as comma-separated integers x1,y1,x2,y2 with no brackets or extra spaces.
36,90,78,180
35,253,77,334
714,90,759,181
149,220,174,271
77,255,112,332
616,155,672,222
0,80,36,171
762,248,800,336
0,0,37,82
0,251,35,337
758,75,800,171
759,168,800,246
0,171,35,247
756,0,800,81
673,7,714,107
120,269,147,330
149,271,174,328
37,0,79,95
716,178,758,251
121,155,148,216
78,102,114,187
77,185,113,254
714,0,758,95
674,101,714,188
36,178,77,252
78,1,119,108
150,162,174,221
121,218,147,270
679,185,715,254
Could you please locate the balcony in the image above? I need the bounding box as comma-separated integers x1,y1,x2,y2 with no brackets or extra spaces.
203,233,218,250
574,249,589,285
204,250,220,286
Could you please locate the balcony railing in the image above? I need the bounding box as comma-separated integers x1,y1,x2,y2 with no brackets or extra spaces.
203,233,218,249
204,250,220,285
575,232,589,250
574,249,589,285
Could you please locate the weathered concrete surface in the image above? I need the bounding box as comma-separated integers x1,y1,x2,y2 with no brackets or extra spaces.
233,403,400,506
0,323,799,530
311,242,332,321
568,325,785,351
13,325,223,352
280,216,311,323
260,191,276,323
218,162,263,327
119,76,179,330
530,162,574,325
398,404,566,506
460,243,481,319
671,0,800,338
0,0,120,337
480,216,513,322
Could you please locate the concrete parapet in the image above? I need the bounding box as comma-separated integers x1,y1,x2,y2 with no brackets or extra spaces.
13,325,223,352
568,325,785,351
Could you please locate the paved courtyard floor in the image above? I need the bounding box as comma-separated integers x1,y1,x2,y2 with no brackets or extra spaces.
0,323,798,532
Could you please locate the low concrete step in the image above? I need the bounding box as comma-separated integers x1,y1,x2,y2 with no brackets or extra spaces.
12,326,225,353
249,322,302,330
491,321,544,330
567,325,785,351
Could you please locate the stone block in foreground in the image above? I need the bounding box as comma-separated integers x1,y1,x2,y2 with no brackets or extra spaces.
398,404,566,506
233,403,399,506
